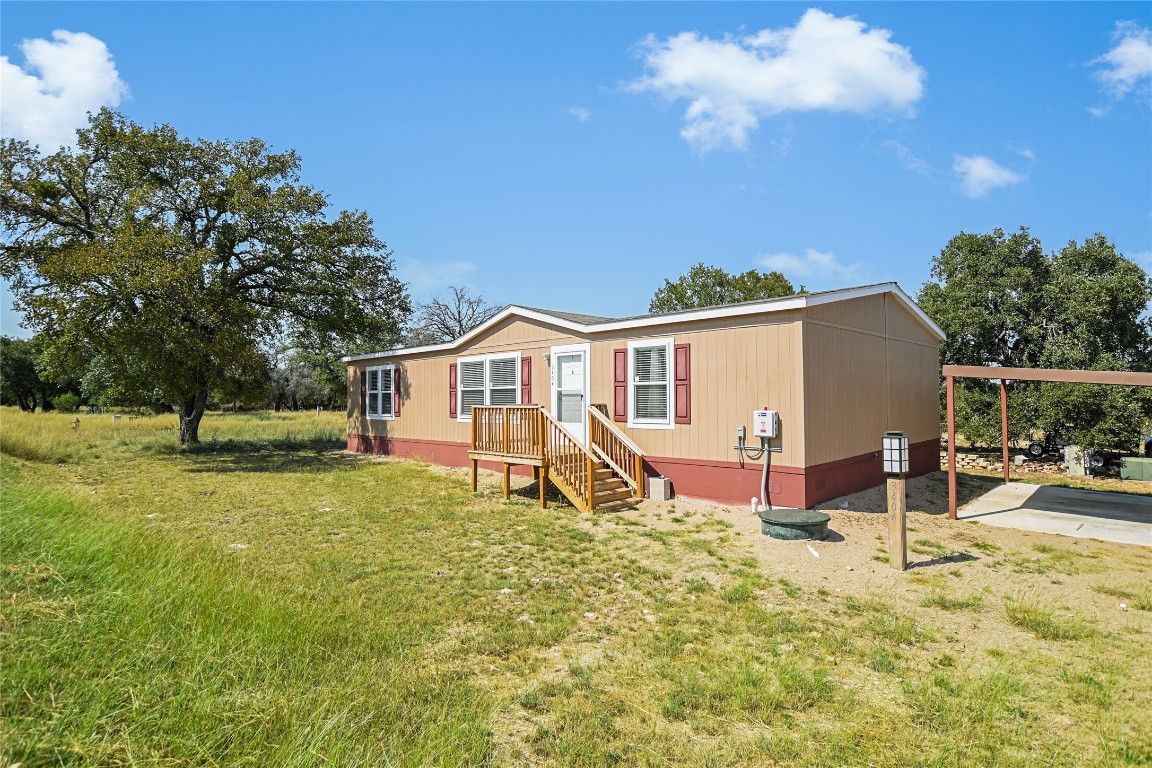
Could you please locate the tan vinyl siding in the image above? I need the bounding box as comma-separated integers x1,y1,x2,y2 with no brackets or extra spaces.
805,295,887,335
801,309,939,466
586,315,805,466
883,294,941,346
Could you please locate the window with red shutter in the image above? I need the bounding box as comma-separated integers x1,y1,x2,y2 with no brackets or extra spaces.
393,367,402,417
613,348,627,422
359,368,366,419
674,343,690,424
448,363,458,418
520,356,532,404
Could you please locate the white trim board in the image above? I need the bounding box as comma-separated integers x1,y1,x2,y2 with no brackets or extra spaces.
342,282,945,363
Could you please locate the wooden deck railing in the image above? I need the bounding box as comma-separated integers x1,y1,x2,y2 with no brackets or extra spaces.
471,405,544,456
470,404,645,513
541,409,594,512
588,405,646,493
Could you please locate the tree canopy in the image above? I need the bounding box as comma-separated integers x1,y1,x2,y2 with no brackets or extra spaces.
1,109,410,442
918,228,1152,451
649,263,801,313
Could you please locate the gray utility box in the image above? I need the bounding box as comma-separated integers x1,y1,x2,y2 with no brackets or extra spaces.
1064,446,1088,477
1120,457,1152,482
648,476,672,501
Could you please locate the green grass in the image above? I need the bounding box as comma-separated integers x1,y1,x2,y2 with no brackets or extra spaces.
2,408,1150,766
1004,602,1096,641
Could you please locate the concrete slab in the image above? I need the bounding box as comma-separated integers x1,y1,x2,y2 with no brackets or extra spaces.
959,482,1151,546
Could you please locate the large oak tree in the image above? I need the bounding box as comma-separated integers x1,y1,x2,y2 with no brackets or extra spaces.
1,109,410,442
918,228,1152,451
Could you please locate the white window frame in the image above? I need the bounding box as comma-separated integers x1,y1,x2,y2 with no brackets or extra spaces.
627,337,675,430
456,351,521,422
365,364,396,420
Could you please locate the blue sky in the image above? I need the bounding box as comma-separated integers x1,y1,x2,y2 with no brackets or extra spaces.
2,2,1150,337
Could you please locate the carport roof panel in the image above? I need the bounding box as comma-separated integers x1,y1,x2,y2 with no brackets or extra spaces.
943,366,1152,386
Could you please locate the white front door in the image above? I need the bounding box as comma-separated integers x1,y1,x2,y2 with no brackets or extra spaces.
551,344,590,445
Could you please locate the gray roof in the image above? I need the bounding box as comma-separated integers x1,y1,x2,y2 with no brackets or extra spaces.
516,306,618,325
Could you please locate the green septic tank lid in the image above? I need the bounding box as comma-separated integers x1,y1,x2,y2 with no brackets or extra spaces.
757,509,831,525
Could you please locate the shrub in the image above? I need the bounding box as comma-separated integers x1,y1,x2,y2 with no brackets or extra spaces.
51,393,81,413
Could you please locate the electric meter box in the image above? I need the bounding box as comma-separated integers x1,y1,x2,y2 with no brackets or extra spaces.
753,409,779,438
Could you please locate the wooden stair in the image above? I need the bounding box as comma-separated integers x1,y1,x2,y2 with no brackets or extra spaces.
591,462,637,511
469,405,646,514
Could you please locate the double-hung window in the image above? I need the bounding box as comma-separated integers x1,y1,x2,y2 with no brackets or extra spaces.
628,338,674,429
365,364,395,419
457,352,520,420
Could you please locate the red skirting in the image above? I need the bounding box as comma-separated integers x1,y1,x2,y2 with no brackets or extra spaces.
348,435,940,508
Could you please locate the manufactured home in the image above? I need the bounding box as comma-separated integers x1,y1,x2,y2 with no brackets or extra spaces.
345,283,944,510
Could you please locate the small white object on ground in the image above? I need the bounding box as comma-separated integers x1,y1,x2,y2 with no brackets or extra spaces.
1120,603,1128,611
806,544,820,559
228,543,248,550
499,588,513,594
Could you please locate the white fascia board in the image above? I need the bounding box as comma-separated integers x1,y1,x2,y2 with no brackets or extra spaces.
341,282,944,362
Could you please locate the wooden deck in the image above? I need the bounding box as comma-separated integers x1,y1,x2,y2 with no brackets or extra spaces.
468,405,645,513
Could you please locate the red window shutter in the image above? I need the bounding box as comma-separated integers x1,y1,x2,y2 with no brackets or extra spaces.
393,367,402,417
674,343,691,424
520,356,532,404
448,363,458,418
359,368,367,418
613,348,627,422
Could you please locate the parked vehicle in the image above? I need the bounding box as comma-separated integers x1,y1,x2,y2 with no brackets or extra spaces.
1026,431,1070,459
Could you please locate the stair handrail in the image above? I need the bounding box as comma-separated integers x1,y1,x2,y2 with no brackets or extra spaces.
587,405,646,494
539,408,596,512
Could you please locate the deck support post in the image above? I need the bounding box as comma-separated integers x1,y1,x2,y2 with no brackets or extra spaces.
1000,379,1010,485
586,454,595,513
470,459,478,492
502,463,511,500
540,465,548,509
947,375,957,520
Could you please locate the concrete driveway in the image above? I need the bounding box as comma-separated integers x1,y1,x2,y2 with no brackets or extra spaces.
959,482,1151,546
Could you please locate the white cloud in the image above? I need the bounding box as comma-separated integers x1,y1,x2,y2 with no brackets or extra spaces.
567,106,592,122
883,139,931,176
953,154,1024,198
396,258,477,299
628,9,926,151
755,248,866,286
0,30,128,150
1091,21,1152,100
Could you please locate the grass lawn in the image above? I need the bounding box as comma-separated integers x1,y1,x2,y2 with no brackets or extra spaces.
2,408,1150,766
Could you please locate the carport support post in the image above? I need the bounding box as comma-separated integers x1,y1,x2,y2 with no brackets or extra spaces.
947,375,957,520
1000,379,1010,485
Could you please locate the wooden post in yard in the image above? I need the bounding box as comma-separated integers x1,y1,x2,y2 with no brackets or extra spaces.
1000,379,1010,485
887,477,908,571
502,463,511,500
947,375,957,520
540,465,548,509
471,459,478,492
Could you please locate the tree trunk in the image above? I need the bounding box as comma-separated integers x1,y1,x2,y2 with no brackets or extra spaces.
177,384,209,444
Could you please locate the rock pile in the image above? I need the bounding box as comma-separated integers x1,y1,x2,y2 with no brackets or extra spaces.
939,451,1065,475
